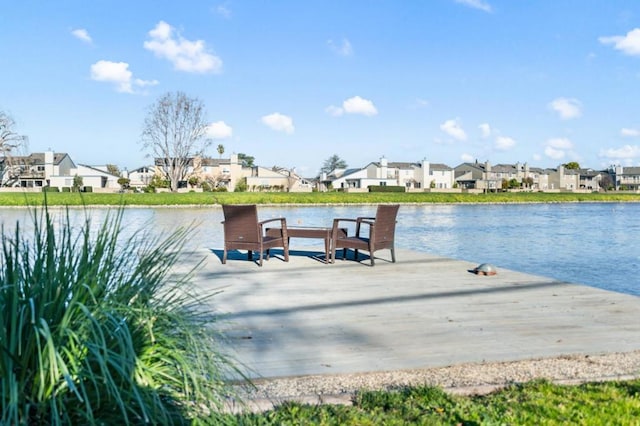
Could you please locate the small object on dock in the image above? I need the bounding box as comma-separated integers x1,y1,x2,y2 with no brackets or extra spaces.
473,263,497,276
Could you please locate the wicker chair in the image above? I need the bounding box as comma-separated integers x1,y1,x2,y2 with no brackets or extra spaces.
221,204,289,266
331,204,400,266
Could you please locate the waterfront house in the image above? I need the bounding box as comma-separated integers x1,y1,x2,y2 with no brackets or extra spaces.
327,158,400,191
0,151,120,192
413,160,455,190
611,166,640,190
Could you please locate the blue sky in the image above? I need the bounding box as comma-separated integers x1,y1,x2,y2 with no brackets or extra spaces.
3,0,640,176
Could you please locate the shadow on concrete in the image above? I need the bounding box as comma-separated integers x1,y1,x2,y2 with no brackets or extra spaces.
221,279,564,320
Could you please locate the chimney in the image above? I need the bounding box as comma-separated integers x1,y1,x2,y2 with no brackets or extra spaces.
380,156,388,178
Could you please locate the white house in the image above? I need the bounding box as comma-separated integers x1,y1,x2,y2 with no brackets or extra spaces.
0,151,124,192
329,158,398,191
125,166,154,189
415,161,454,190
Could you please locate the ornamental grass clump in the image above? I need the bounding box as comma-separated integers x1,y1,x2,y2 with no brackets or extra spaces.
0,206,236,425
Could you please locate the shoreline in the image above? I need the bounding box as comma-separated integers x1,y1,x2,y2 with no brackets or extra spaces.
227,350,640,413
2,199,640,209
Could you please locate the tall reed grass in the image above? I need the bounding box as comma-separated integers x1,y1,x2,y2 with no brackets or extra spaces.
0,205,237,424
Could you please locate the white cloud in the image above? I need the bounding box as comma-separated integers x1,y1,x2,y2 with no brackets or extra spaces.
216,4,232,19
143,21,222,73
547,137,574,149
327,96,378,116
261,113,294,134
206,121,233,139
621,128,640,137
479,123,491,138
71,28,92,44
454,0,492,13
440,118,467,141
600,144,640,160
599,28,640,56
325,105,344,117
544,146,566,160
134,78,159,88
548,97,582,120
544,137,574,160
343,96,377,116
495,136,515,151
533,153,542,161
461,153,475,162
411,98,430,109
327,38,353,56
90,60,157,93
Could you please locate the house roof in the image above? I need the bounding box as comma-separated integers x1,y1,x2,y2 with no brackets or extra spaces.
386,161,415,169
577,169,601,178
4,152,71,166
454,162,486,172
491,164,517,172
130,165,154,173
78,164,119,177
429,163,452,171
619,167,640,175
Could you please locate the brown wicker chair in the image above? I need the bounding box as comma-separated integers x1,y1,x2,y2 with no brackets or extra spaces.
331,204,400,266
222,204,289,266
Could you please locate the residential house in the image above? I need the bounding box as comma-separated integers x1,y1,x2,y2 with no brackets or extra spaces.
546,165,579,191
153,154,244,191
125,166,154,189
245,166,312,192
0,151,124,191
48,164,120,191
414,161,454,190
328,158,398,191
611,166,640,190
454,161,500,191
388,161,418,189
576,169,603,191
152,154,312,192
0,152,75,189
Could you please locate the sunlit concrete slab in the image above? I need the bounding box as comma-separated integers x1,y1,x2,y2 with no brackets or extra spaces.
187,246,640,380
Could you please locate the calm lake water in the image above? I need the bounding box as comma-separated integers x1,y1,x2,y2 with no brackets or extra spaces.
1,203,638,296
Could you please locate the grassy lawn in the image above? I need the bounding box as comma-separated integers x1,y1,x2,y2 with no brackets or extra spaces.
1,191,640,206
223,379,640,425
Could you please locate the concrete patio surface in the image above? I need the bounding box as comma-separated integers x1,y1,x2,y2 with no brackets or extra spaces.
190,246,640,381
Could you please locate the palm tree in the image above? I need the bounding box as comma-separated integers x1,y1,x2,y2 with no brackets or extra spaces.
217,144,225,158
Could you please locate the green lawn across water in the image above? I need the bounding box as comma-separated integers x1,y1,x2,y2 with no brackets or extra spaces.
1,190,640,206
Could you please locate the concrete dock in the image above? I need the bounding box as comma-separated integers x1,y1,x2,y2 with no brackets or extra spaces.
191,246,640,381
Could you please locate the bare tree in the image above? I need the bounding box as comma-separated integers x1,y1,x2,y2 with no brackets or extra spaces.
106,164,121,176
141,92,211,192
0,111,29,186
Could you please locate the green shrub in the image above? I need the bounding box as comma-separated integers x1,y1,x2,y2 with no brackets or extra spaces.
368,185,406,193
234,177,248,192
43,186,60,192
61,186,71,192
0,203,239,424
201,181,212,192
83,186,93,193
